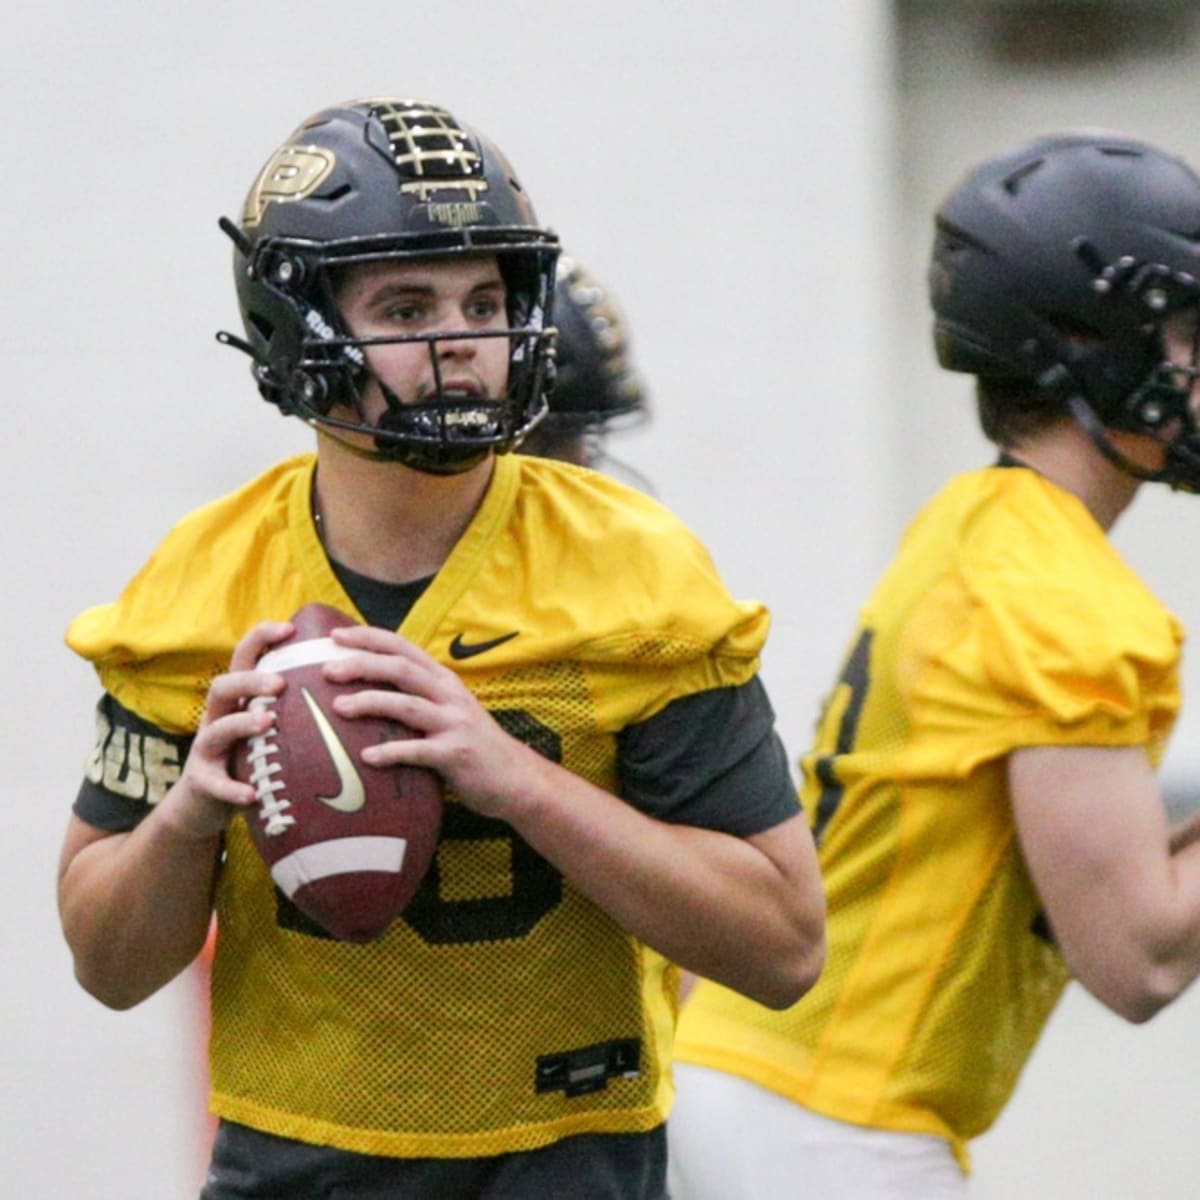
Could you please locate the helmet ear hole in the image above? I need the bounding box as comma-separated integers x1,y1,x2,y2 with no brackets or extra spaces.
248,312,274,342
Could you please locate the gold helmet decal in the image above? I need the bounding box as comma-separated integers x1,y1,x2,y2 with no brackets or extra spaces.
364,98,491,210
242,145,336,230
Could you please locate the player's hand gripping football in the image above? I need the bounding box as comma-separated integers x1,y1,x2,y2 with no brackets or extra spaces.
163,620,292,839
324,624,544,821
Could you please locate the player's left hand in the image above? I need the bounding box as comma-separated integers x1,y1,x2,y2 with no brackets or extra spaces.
324,624,544,820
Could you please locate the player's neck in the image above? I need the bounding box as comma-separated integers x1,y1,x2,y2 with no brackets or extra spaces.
1006,421,1142,532
312,436,495,583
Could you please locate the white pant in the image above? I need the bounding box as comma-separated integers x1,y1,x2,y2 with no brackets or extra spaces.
668,1063,968,1200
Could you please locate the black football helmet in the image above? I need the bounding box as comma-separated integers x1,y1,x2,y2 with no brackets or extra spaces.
544,255,647,431
518,255,649,468
218,98,560,474
929,131,1200,490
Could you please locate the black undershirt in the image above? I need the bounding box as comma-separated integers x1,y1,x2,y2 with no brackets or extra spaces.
326,555,433,630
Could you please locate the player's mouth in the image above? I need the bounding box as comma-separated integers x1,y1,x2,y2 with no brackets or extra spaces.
421,380,487,402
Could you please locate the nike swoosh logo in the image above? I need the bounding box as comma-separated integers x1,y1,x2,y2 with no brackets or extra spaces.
301,687,366,814
448,630,520,661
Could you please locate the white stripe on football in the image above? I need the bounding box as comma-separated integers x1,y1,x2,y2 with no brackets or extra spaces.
270,835,410,897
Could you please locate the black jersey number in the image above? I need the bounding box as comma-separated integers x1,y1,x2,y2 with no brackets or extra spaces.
812,628,873,844
274,708,566,945
398,708,565,945
400,705,564,940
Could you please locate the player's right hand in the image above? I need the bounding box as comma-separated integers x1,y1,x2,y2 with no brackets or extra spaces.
160,620,294,839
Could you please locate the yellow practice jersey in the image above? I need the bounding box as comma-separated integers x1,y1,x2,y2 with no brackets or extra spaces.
67,452,770,1158
675,465,1182,1169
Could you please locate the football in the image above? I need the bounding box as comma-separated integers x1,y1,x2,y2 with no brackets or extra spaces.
232,602,444,942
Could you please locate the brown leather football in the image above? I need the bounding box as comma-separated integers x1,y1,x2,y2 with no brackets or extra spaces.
231,602,443,942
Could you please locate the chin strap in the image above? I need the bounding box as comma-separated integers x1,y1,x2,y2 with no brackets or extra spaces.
1066,395,1163,483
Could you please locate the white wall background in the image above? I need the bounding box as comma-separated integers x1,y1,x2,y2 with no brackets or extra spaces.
6,1,1200,1196
896,6,1200,1199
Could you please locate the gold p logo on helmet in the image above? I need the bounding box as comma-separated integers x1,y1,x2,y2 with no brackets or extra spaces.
242,145,336,229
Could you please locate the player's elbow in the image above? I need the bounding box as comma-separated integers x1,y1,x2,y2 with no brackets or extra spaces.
763,933,827,1010
1077,944,1195,1025
72,959,152,1011
750,905,828,1011
1097,976,1178,1025
66,932,182,1012
1117,996,1170,1026
736,817,827,1009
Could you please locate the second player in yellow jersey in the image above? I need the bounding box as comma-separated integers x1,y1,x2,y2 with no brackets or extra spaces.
672,130,1200,1200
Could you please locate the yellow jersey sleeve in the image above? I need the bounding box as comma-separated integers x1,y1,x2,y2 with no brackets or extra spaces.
895,470,1182,780
65,454,320,733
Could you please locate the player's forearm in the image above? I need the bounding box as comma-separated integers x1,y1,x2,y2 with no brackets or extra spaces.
501,751,825,1009
58,801,221,1009
1057,838,1200,1023
1012,745,1200,1022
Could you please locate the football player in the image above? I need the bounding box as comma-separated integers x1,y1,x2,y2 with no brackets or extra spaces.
671,131,1200,1199
183,246,656,1171
55,98,825,1200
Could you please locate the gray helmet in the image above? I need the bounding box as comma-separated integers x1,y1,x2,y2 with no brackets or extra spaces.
219,98,560,474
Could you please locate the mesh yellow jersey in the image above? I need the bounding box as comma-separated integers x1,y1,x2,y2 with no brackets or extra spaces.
675,465,1182,1169
67,452,771,1159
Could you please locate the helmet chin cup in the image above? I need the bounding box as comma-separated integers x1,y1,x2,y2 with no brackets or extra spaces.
368,404,489,472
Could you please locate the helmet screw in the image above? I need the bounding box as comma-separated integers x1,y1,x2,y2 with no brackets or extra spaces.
276,260,296,284
1142,400,1164,424
1144,287,1169,311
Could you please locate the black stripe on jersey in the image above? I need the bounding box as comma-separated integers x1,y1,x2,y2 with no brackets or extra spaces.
73,694,194,832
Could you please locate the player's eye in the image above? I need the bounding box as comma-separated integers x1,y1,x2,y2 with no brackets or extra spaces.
382,300,425,324
467,294,503,323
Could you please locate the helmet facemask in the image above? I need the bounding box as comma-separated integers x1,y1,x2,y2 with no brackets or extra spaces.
245,241,556,474
1038,253,1200,491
